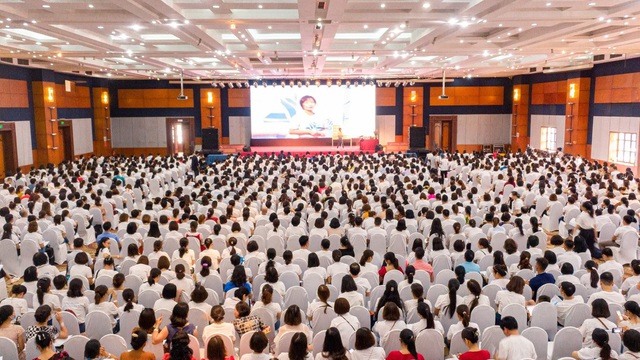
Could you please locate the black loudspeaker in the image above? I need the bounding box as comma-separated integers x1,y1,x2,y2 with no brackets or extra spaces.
202,127,219,153
409,126,426,149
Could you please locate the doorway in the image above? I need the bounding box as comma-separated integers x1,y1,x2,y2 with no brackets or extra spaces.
0,123,19,179
166,117,195,156
57,120,75,162
428,116,457,152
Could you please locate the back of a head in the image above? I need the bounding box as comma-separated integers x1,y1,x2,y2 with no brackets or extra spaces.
130,329,148,350
499,316,518,332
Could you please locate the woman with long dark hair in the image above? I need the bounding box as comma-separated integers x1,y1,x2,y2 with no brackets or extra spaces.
572,328,616,360
379,252,404,283
165,330,196,360
385,329,424,360
435,278,462,319
574,201,599,257
317,327,349,360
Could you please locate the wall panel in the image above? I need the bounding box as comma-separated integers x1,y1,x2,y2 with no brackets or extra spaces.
456,114,511,145
6,120,34,166
111,117,167,148
530,115,565,150
71,118,93,155
591,116,640,165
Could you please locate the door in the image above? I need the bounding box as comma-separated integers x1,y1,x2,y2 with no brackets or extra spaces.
0,123,19,178
166,117,195,156
57,121,75,162
428,116,457,152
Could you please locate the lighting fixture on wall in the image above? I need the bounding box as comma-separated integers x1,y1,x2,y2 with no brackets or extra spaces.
569,83,576,99
101,91,109,105
206,91,214,104
410,90,417,103
513,88,520,101
47,87,55,102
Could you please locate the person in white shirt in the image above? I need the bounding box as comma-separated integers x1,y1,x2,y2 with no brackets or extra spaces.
598,248,624,276
202,305,238,344
495,316,537,360
171,238,196,270
315,326,351,360
338,275,364,308
619,329,640,360
329,298,361,346
587,271,626,306
170,264,195,300
239,331,271,360
350,328,387,360
69,252,94,286
495,276,526,315
580,299,617,347
89,285,119,330
148,239,170,263
622,261,640,295
0,284,28,320
446,304,479,342
284,216,307,241
556,282,584,326
602,215,637,247
292,236,311,261
572,328,618,360
326,250,349,284
138,268,164,295
252,284,282,325
61,278,90,332
373,302,406,340
129,256,152,282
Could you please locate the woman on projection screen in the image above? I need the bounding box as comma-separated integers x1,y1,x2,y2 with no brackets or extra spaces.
289,95,332,137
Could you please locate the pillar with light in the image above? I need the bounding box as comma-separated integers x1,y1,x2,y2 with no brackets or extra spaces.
206,91,215,127
409,90,418,126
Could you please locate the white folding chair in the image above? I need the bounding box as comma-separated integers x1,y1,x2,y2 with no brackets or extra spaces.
86,311,114,339
62,335,90,360
188,307,211,346
530,302,557,340
480,325,505,358
470,305,495,333
117,309,141,347
522,326,549,360
501,303,528,333
0,336,20,359
564,303,591,328
416,329,445,360
100,334,128,358
550,327,582,360
311,330,326,358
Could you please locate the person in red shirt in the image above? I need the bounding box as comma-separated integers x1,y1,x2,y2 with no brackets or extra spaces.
458,327,490,360
386,329,424,360
378,252,404,283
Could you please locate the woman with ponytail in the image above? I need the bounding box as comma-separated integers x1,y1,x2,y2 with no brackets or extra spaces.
221,237,242,259
509,251,532,275
509,218,525,238
89,285,119,332
572,328,616,360
399,265,421,290
170,264,195,298
35,278,60,311
473,238,493,263
171,237,195,269
119,288,144,315
409,301,444,337
120,329,155,360
574,201,600,258
459,327,490,360
463,279,490,313
197,256,213,283
404,283,424,314
435,278,462,319
447,305,479,343
581,261,600,291
139,268,163,294
358,249,378,274
386,329,424,360
200,238,221,270
379,252,404,283
61,278,89,333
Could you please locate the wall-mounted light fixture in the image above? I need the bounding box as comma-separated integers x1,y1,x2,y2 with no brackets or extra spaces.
569,83,576,99
47,87,55,102
207,91,214,104
513,88,520,102
101,91,109,105
410,90,417,103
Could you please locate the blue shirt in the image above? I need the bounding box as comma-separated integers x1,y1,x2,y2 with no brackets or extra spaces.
96,232,119,245
529,272,555,299
461,261,481,274
223,281,252,294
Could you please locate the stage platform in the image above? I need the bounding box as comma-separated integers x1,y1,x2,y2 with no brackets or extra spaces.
240,145,376,157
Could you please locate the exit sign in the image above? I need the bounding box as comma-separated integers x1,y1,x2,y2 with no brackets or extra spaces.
0,124,3,129
60,121,65,125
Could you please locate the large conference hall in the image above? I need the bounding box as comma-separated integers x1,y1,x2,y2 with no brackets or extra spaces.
0,1,640,360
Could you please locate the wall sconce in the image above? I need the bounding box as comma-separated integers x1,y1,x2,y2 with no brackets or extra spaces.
47,87,55,102
513,88,520,101
410,90,417,103
101,91,109,105
569,83,576,99
207,91,214,104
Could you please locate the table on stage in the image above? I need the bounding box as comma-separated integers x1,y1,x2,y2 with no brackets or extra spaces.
359,138,379,151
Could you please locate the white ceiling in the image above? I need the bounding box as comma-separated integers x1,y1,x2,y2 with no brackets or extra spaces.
0,0,639,80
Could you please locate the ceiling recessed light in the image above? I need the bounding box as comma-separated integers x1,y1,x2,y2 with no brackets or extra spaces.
212,5,220,8
380,3,386,8
184,20,189,24
42,4,50,8
588,2,596,5
268,25,272,29
546,2,551,6
363,24,368,29
31,20,36,24
97,25,104,29
531,23,537,26
130,24,141,31
258,4,262,8
422,2,430,8
88,4,94,8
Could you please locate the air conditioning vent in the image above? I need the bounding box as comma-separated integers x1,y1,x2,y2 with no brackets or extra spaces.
85,71,93,75
610,54,622,59
529,67,537,73
593,54,605,61
17,59,29,65
318,1,326,9
542,67,550,70
0,58,12,63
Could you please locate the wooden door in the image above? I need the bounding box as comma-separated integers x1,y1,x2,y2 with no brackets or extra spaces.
57,121,75,162
166,118,195,156
442,121,451,151
0,123,19,178
428,116,458,151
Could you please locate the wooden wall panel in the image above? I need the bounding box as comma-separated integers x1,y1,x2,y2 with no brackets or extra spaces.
376,88,396,106
228,88,250,108
0,79,28,108
402,87,423,143
530,80,567,105
595,73,640,103
117,88,194,108
429,86,504,106
55,84,91,108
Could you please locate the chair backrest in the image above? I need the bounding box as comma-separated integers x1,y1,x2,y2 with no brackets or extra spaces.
383,269,405,285
284,286,309,313
530,302,558,340
415,329,445,360
86,310,114,339
564,303,592,328
0,335,20,359
188,334,202,359
426,284,448,310
551,326,583,360
275,330,297,355
62,335,90,360
118,309,141,347
351,305,371,329
100,334,128,358
522,326,549,360
312,306,337,333
470,305,495,333
138,290,161,308
188,307,211,346
53,311,81,336
381,329,403,355
480,325,506,358
311,330,326,358
449,330,467,355
501,303,528,333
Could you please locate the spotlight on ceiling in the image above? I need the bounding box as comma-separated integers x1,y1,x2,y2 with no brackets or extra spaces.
244,81,250,87
211,82,218,87
253,82,258,88
370,80,376,86
385,81,391,87
354,81,359,87
345,80,351,87
402,81,408,86
289,80,294,87
281,80,285,87
220,82,225,88
236,82,242,88
409,80,415,86
263,81,267,87
394,81,400,87
305,80,310,87
327,79,332,87
315,79,321,86
228,82,234,88
336,79,342,87
297,80,302,87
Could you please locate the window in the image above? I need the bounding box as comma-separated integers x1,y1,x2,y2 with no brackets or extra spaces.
540,127,557,151
609,132,638,165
